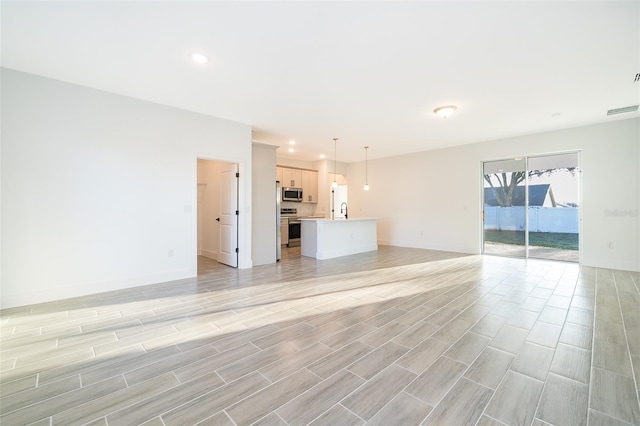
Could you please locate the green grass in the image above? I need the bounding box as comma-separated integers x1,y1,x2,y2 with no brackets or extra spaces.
484,230,579,250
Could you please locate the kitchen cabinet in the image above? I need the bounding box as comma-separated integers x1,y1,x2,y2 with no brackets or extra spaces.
282,168,302,188
277,165,318,203
276,167,284,185
301,170,318,203
301,218,378,259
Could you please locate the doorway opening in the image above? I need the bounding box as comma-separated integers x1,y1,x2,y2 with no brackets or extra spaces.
332,184,348,220
482,152,580,262
197,159,239,271
329,172,348,220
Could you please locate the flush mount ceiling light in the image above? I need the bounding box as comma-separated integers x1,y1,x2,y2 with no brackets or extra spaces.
434,105,457,118
289,140,296,145
191,53,209,65
288,148,294,153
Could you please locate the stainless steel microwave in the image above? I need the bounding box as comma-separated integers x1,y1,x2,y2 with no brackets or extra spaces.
282,187,303,202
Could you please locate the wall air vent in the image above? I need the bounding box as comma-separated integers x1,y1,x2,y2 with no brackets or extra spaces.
607,105,639,116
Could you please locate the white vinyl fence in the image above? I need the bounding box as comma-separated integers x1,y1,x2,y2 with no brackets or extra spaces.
484,206,579,233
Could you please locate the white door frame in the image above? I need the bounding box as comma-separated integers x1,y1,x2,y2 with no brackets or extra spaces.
218,163,239,267
194,155,251,272
481,150,581,262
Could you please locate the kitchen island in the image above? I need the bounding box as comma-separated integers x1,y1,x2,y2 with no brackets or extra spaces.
300,218,378,260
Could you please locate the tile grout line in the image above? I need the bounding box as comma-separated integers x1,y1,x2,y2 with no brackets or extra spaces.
612,270,640,415
585,268,600,426
526,268,582,426
0,254,630,425
403,280,514,424
219,409,238,426
341,403,367,424
299,401,351,426
468,357,513,424
477,413,509,426
589,407,637,425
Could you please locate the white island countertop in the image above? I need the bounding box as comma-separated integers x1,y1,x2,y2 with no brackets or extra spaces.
300,217,378,260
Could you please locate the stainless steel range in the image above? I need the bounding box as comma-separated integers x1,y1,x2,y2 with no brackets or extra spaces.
281,208,301,247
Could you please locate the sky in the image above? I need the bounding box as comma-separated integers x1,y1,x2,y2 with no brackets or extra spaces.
528,169,580,205
483,168,580,206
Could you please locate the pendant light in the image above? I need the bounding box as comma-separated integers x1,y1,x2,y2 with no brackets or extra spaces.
332,138,338,188
363,146,370,191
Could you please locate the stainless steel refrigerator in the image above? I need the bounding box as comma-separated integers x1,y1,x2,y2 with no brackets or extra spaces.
276,180,281,261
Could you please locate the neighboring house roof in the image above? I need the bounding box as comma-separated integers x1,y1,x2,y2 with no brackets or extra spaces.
484,184,554,207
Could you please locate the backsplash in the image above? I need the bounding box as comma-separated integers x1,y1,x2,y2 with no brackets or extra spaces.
281,201,322,217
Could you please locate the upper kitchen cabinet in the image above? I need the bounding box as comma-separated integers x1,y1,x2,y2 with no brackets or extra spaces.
282,167,302,188
301,169,318,203
276,167,284,185
277,165,319,204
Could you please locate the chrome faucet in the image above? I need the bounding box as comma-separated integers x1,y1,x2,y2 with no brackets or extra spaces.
340,202,348,219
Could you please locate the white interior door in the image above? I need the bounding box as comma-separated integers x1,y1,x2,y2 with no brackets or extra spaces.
218,163,238,267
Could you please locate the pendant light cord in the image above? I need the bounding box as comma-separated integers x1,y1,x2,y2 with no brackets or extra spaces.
365,146,368,185
333,138,338,185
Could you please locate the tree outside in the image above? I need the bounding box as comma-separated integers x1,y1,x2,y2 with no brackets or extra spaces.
483,168,578,208
483,167,580,261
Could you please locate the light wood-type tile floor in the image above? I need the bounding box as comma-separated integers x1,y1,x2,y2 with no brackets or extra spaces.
1,246,639,426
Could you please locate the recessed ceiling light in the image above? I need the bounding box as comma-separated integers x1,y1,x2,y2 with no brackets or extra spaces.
191,53,208,65
433,105,457,118
319,154,325,159
289,140,296,145
288,148,294,153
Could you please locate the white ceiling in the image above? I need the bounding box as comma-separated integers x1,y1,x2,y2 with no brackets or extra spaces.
2,1,638,163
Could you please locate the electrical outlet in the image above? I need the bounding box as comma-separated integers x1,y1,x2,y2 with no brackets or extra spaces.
168,249,174,257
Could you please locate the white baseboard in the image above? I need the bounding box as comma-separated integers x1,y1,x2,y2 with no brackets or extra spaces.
1,268,195,309
378,239,477,255
581,257,640,272
199,249,218,260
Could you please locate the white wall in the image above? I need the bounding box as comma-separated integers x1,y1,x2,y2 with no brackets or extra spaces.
348,118,640,271
276,157,315,170
252,143,277,266
1,69,253,308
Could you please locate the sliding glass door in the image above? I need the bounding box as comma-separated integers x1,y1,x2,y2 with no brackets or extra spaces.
483,152,580,262
527,153,580,261
483,158,527,258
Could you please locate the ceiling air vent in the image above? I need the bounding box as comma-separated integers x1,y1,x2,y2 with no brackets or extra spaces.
607,105,639,116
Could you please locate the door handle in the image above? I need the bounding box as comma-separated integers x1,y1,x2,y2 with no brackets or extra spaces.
216,217,220,222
